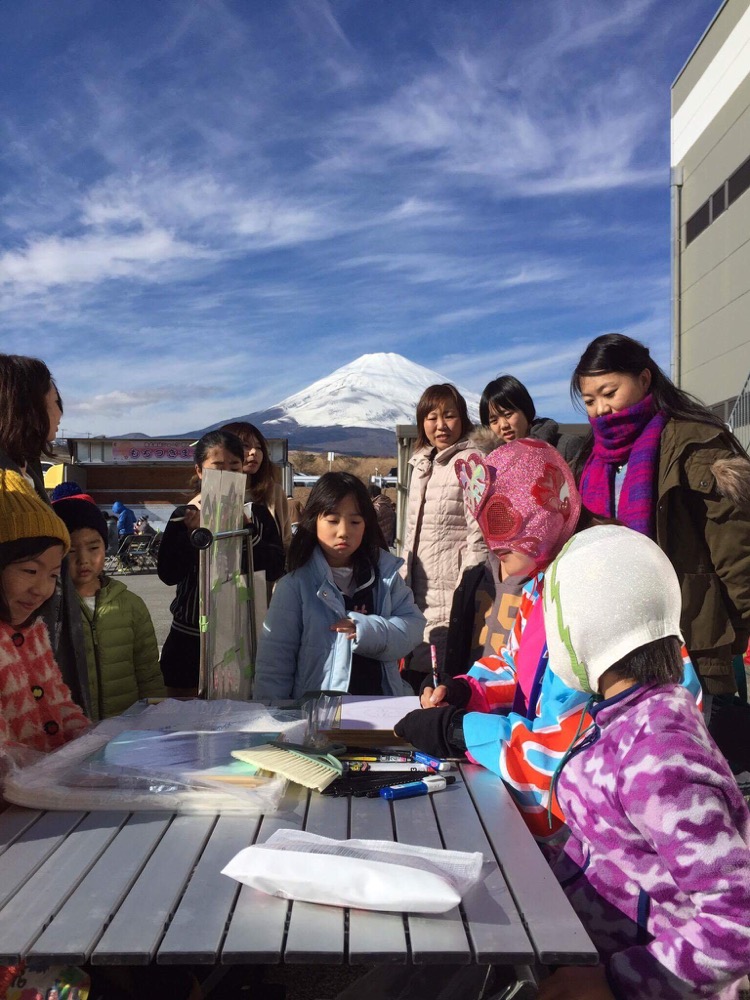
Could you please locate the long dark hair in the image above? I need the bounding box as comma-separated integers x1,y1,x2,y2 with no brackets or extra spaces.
570,333,743,467
415,384,473,451
0,355,61,465
188,430,245,494
480,375,536,427
574,506,620,533
288,472,385,574
607,635,683,686
221,421,276,504
0,537,65,623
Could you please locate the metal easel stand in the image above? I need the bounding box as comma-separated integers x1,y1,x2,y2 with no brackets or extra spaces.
190,525,257,699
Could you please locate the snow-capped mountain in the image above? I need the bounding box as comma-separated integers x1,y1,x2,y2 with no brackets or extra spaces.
194,352,481,455
264,354,479,430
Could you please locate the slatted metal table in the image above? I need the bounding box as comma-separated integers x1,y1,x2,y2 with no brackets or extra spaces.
0,765,596,971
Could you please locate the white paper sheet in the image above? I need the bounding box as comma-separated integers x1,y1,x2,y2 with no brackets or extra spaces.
338,695,420,730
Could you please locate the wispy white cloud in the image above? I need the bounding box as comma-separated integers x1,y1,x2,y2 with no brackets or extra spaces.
439,338,591,387
317,1,670,198
341,251,568,293
0,228,209,289
524,0,658,64
71,387,215,418
291,0,355,53
81,170,352,248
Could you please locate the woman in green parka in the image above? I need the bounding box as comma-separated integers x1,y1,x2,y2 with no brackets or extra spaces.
52,485,165,720
571,333,750,767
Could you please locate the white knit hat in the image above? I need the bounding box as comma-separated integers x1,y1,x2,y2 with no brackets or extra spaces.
543,524,683,695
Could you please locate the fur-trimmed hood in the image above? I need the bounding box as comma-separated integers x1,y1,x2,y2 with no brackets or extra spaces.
465,421,565,454
713,455,750,507
467,426,501,455
466,421,583,465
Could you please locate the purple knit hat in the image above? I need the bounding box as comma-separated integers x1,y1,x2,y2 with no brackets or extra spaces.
454,439,581,566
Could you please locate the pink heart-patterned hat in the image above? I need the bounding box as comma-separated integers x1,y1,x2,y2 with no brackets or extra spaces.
454,439,581,566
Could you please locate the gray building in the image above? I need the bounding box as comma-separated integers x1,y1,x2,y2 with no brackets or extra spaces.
671,0,750,445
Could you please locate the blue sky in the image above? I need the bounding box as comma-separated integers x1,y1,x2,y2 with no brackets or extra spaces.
0,0,720,437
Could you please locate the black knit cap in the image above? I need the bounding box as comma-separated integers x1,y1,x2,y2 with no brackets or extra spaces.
52,489,108,546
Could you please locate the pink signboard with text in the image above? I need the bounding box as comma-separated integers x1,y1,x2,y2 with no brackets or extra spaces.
111,440,194,462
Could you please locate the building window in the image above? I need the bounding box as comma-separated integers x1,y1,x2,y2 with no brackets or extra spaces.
685,200,710,246
710,397,737,423
711,183,727,221
728,153,750,206
683,150,750,247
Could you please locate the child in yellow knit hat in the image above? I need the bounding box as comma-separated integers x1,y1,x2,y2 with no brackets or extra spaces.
0,469,89,753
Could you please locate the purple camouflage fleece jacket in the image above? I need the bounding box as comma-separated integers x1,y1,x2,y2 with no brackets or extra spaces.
552,683,750,999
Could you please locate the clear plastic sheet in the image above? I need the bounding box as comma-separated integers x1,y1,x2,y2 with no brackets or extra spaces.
2,699,307,814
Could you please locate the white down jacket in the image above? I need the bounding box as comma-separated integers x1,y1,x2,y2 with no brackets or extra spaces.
400,439,488,670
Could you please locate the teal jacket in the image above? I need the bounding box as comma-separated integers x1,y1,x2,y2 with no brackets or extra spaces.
78,576,165,720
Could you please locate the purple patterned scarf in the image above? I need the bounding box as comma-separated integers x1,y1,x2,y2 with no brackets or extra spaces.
579,394,667,537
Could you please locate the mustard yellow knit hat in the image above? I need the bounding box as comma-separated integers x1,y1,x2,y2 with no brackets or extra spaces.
0,469,71,554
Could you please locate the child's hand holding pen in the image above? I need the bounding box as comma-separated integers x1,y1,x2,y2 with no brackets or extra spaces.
421,643,448,707
421,682,449,708
419,674,472,710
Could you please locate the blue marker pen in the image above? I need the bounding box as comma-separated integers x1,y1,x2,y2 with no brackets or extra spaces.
379,775,456,799
413,751,456,771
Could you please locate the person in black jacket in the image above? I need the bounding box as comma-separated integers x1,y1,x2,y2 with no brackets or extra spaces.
443,554,528,677
157,430,284,696
368,484,396,548
480,374,583,465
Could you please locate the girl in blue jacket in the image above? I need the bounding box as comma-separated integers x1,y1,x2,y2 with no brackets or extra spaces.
254,473,424,701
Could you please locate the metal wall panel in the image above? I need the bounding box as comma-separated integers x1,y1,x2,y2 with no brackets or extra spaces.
672,0,745,114
672,2,750,408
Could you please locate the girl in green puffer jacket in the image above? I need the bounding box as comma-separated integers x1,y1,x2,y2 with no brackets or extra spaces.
51,485,165,720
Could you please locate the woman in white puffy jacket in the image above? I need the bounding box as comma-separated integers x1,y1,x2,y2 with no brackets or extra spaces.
400,384,487,690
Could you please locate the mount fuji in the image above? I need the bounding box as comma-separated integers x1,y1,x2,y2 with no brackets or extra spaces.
194,353,482,455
